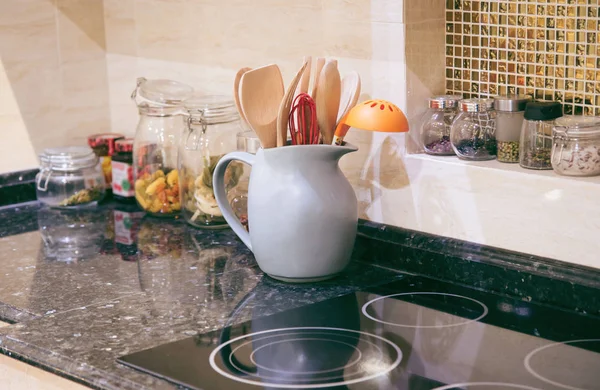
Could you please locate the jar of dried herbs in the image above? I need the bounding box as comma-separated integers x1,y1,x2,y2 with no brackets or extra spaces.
494,95,530,163
520,101,562,170
178,95,244,229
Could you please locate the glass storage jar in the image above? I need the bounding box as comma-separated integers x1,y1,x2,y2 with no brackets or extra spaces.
36,146,106,208
494,95,531,163
132,77,194,217
179,95,244,229
520,101,562,170
450,99,497,160
551,115,600,177
227,130,261,231
420,95,462,155
87,133,124,192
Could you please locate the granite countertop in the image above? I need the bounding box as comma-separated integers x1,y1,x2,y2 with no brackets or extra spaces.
0,202,404,390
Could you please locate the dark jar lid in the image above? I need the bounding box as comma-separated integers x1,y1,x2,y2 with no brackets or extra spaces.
87,133,125,156
115,138,134,153
524,101,563,121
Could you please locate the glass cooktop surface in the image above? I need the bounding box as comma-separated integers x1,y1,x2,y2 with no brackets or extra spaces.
118,276,600,390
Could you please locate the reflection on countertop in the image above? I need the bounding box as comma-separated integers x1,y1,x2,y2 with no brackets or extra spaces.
0,202,403,390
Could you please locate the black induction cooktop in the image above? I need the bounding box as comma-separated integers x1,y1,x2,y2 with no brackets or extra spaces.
118,276,600,390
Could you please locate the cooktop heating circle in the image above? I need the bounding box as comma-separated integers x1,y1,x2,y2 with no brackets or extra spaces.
208,326,402,389
524,338,600,390
433,382,544,390
361,292,489,328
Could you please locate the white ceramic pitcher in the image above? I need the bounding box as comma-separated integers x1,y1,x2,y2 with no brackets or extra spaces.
213,143,358,282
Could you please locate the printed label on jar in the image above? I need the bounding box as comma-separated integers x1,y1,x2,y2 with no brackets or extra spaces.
112,161,135,197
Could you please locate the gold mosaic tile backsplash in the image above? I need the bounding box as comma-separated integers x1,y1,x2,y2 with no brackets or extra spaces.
445,0,600,115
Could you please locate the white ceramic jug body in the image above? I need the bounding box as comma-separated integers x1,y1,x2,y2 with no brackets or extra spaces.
213,143,358,282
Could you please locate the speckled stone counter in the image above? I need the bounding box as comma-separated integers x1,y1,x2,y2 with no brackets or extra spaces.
0,202,404,389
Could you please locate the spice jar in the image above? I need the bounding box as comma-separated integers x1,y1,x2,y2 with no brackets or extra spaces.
551,115,600,177
132,77,194,217
111,138,135,203
227,130,261,231
36,146,106,208
420,95,462,155
450,99,497,160
179,95,244,229
520,101,562,170
494,95,531,163
87,133,124,193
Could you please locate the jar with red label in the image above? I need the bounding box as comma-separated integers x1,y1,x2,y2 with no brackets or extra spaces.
88,133,124,193
111,138,136,203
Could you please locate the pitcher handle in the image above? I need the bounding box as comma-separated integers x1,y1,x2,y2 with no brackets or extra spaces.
213,152,255,251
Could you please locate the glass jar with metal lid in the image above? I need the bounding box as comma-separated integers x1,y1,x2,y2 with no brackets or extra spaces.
551,115,600,177
131,77,194,217
420,95,462,155
494,95,531,163
520,101,562,170
179,95,245,229
36,146,106,208
450,98,497,160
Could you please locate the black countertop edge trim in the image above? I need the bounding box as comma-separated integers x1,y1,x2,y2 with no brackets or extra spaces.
0,169,39,188
356,219,600,289
0,339,143,390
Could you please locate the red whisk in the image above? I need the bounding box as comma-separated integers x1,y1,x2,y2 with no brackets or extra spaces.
289,93,320,145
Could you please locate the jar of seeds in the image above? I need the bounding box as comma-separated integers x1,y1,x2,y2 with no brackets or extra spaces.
494,95,531,163
420,95,462,155
520,102,562,170
450,99,497,161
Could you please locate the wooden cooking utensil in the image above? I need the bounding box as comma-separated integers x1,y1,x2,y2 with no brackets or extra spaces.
316,60,341,145
311,57,326,100
297,56,312,95
239,64,284,149
277,61,309,147
234,67,252,127
332,72,361,145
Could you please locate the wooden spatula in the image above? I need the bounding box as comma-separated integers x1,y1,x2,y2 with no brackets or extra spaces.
311,57,326,101
332,71,361,145
239,64,284,149
277,61,309,147
297,56,311,95
234,67,251,127
316,60,341,145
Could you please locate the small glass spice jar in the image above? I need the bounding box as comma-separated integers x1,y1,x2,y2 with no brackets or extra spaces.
450,98,497,160
227,130,261,231
520,101,562,170
179,95,244,229
132,77,194,217
87,133,124,192
551,115,600,177
494,95,531,163
420,95,462,155
36,146,106,208
111,138,136,203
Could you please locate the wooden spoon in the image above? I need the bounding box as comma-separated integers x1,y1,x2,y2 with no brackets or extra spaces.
311,57,326,101
316,60,341,145
234,67,252,127
332,72,361,145
277,61,308,147
239,64,284,149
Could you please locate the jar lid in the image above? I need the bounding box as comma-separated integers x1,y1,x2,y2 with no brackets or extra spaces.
428,95,463,109
115,138,134,153
39,146,98,171
554,115,600,137
138,78,194,106
494,95,531,112
186,94,239,123
87,133,125,155
237,130,261,154
524,101,563,121
460,98,494,112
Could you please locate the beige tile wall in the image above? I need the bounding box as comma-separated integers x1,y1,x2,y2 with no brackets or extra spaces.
0,0,110,173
